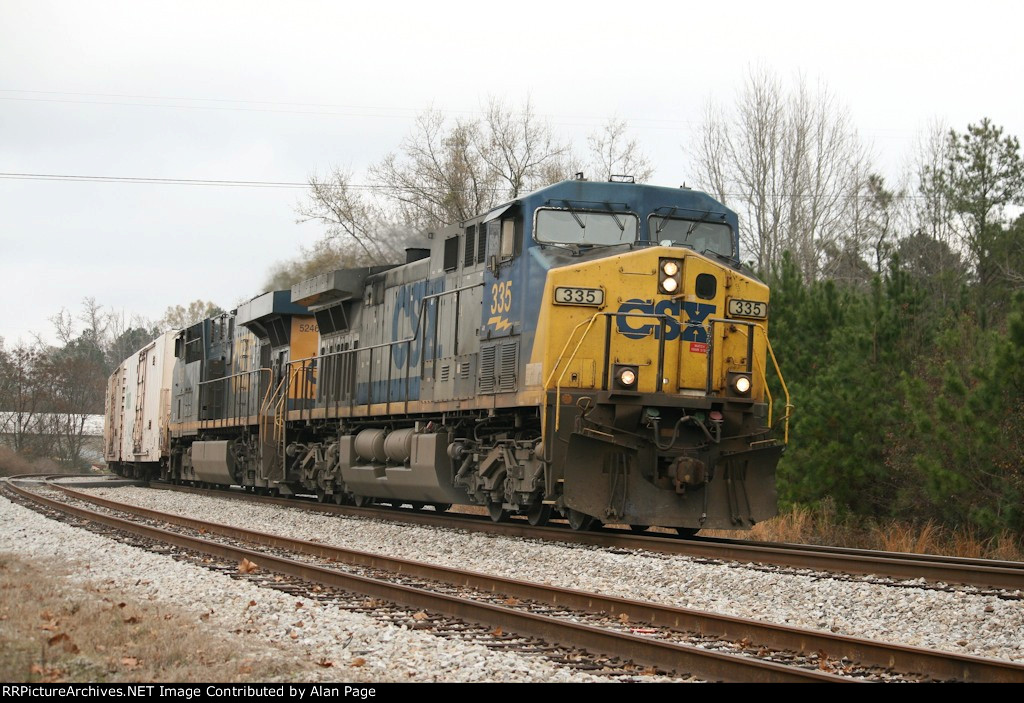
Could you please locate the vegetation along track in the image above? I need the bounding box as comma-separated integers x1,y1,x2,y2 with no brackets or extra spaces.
6,475,1024,682
153,481,1024,593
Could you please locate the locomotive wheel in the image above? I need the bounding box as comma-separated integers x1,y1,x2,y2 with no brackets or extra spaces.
316,488,327,503
407,502,425,511
333,492,349,506
352,494,372,508
487,502,509,523
566,509,596,531
526,503,552,527
629,525,649,533
429,503,451,512
675,527,700,538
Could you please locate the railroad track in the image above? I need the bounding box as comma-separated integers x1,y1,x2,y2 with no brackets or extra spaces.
7,475,1024,683
146,480,1024,592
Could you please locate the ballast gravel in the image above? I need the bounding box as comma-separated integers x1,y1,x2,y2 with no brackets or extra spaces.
0,493,633,683
74,485,1024,664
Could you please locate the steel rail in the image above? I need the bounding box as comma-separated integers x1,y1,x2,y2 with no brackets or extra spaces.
149,482,1024,591
4,478,850,683
38,480,1024,683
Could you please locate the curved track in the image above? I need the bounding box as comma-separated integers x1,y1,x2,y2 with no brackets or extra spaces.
7,475,1024,683
150,481,1024,592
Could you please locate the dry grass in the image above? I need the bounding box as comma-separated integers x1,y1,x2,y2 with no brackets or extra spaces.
444,499,1023,560
0,553,309,683
0,447,62,478
702,501,1024,561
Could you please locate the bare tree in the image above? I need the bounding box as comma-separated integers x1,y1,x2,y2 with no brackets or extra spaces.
290,99,655,293
371,109,497,230
477,96,570,197
861,174,900,274
784,77,871,279
3,300,159,468
913,120,959,251
51,297,110,347
370,99,573,230
263,233,404,291
0,341,54,457
586,116,655,183
296,167,406,266
159,300,223,330
105,309,159,371
536,149,588,187
821,172,913,288
43,337,106,466
690,66,871,279
692,67,787,273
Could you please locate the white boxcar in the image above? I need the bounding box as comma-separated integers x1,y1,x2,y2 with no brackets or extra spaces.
103,331,177,467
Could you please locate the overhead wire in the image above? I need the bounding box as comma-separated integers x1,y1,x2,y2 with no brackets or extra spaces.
0,171,933,199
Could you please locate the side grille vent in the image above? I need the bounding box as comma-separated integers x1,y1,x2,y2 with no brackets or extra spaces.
498,341,518,393
479,340,518,394
478,344,497,394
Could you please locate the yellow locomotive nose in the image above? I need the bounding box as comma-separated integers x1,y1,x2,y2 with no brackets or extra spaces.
535,246,772,402
534,243,787,532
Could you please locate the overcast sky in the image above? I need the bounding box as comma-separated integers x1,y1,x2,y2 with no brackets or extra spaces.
2,0,1022,345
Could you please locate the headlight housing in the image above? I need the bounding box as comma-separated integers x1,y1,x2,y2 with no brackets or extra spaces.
613,364,639,390
659,258,682,295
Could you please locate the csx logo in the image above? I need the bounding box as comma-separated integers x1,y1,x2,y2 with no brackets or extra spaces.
616,299,715,342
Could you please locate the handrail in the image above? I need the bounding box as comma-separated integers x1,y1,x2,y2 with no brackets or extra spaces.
720,325,790,446
753,341,774,424
186,367,273,427
762,331,792,444
282,282,485,416
546,311,683,431
287,282,485,367
197,367,270,388
545,313,791,444
260,373,287,452
545,314,601,432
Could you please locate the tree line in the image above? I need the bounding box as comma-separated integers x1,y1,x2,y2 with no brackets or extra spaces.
697,71,1023,537
0,299,221,468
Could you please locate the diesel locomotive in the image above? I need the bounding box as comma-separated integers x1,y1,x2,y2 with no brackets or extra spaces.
104,177,790,532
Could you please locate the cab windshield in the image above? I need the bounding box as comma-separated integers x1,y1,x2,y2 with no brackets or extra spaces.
650,216,734,258
535,208,639,246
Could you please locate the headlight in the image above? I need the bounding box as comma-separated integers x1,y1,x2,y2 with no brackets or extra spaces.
661,260,680,277
728,372,752,396
661,277,678,293
619,368,637,387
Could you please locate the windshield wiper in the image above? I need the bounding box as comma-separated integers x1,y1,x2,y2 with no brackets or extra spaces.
560,200,586,230
655,206,679,236
603,202,625,233
684,209,713,243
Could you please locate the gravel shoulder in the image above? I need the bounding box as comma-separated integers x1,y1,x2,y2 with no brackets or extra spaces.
0,492,629,683
76,486,1024,663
